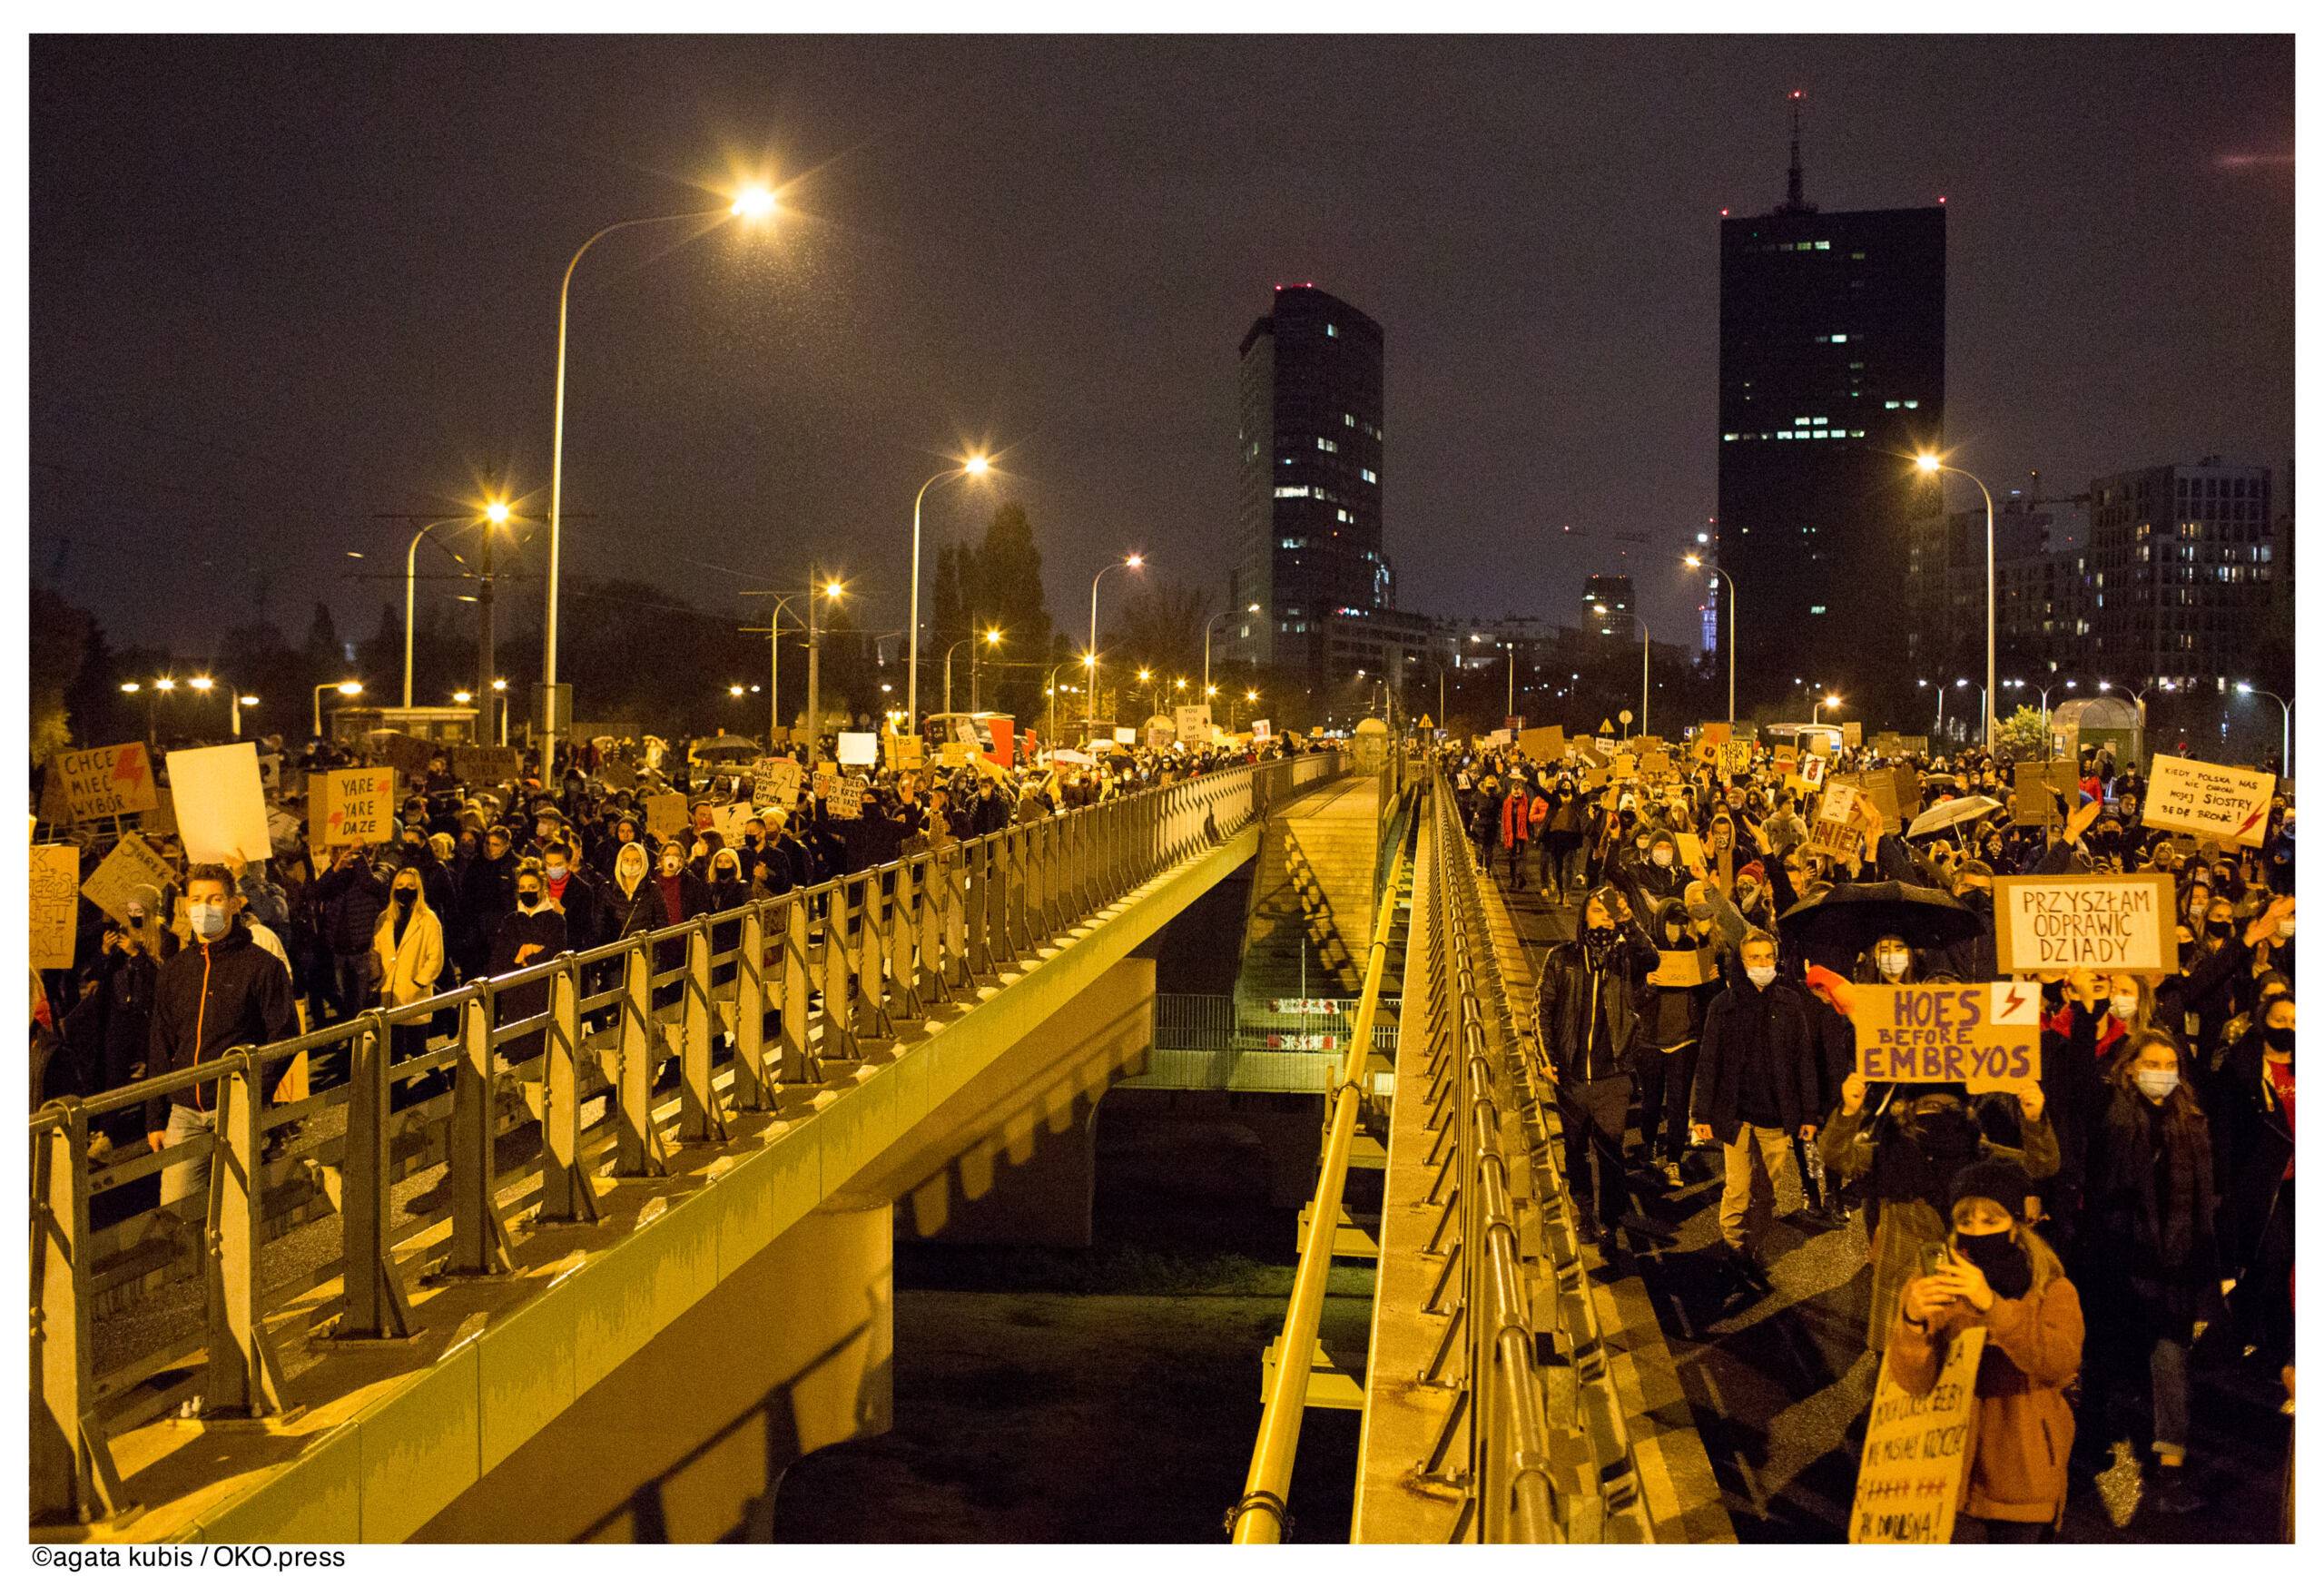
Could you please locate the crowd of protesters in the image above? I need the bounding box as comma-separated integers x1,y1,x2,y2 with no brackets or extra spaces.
1448,727,2293,1540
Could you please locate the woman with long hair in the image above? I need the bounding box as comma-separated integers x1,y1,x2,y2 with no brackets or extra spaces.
2077,1027,2217,1516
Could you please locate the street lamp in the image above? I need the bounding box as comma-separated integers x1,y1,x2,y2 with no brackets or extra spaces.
1916,452,1997,751
941,627,1006,715
1088,554,1145,736
804,576,845,768
906,454,993,731
1203,603,1261,693
2234,682,2292,772
313,678,363,740
1684,553,1738,725
2097,678,2176,729
541,184,779,774
490,677,508,747
1594,603,1650,738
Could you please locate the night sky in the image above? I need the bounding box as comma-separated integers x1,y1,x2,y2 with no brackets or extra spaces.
29,33,2294,666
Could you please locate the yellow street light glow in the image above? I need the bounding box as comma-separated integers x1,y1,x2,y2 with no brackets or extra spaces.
729,684,745,697
962,455,990,477
120,682,140,695
453,690,474,705
1246,689,1259,702
984,627,1003,646
1081,653,1097,668
824,579,845,599
336,680,364,696
1915,452,1943,473
1125,553,1145,569
188,675,215,692
491,677,507,692
1137,668,1152,683
154,677,176,692
730,187,777,220
1206,685,1218,697
239,695,260,707
1174,677,1187,690
1683,554,1702,568
1246,602,1260,613
484,500,512,525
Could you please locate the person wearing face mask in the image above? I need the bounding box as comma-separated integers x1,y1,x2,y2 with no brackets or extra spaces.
1533,886,1662,1248
311,842,389,1028
1635,899,1726,1188
1856,932,1918,986
488,861,567,1065
1891,1160,2083,1542
2078,1029,2217,1515
1822,1072,2056,1350
372,867,445,1016
142,866,299,1210
457,824,518,981
2155,894,2291,1073
2211,991,2294,1380
1497,775,1532,887
1628,828,1689,909
1691,931,1821,1295
607,842,669,942
1541,776,1589,900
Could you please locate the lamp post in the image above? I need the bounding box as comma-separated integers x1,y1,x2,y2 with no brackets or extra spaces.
905,455,991,732
313,678,363,740
805,575,843,768
541,186,777,774
941,628,1004,715
1203,603,1260,693
1917,452,1997,751
2235,682,2292,772
491,677,508,747
2097,679,2175,730
1088,554,1145,736
973,626,1000,712
185,675,260,739
1918,677,1945,737
1594,604,1649,738
1045,660,1086,748
402,518,458,709
1684,554,1738,725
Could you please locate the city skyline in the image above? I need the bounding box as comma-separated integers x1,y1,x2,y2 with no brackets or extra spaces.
30,34,2293,672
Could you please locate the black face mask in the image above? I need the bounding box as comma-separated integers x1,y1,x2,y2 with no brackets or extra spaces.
394,889,419,909
1953,1228,2034,1301
2263,1025,2295,1054
1580,924,1620,969
2208,919,2234,940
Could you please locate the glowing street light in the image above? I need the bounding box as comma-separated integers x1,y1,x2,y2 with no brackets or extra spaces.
1915,451,1997,750
2235,681,2293,770
314,678,363,738
907,454,995,730
1684,553,1738,724
1088,553,1146,735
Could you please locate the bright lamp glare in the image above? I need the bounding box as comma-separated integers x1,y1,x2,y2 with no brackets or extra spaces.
485,501,511,525
1125,554,1145,569
731,187,777,220
1915,453,1943,473
962,455,990,477
337,680,364,696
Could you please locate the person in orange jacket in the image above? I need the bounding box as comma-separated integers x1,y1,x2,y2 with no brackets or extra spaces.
1889,1157,2085,1542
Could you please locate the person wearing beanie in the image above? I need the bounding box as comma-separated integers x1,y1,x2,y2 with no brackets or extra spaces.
1890,1158,2084,1541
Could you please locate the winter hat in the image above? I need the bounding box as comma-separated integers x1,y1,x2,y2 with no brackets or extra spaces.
1738,860,1767,885
1948,1158,2032,1219
1801,964,1852,1012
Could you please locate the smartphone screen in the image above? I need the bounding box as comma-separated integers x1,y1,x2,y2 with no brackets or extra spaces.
1917,1242,1949,1280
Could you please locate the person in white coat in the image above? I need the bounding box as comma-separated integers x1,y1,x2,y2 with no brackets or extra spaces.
374,866,446,1102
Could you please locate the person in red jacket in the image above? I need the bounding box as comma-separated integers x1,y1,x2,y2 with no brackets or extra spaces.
1890,1158,2086,1542
1498,781,1531,886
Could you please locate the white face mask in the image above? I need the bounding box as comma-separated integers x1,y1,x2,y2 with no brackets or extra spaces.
2133,1069,2180,1102
1876,951,1908,980
1745,964,1777,990
189,901,231,941
1652,849,1674,868
544,861,566,881
2110,993,2141,1022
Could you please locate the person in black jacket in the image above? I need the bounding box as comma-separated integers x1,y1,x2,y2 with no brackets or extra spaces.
1691,929,1820,1289
2210,989,2294,1375
458,825,518,980
310,843,388,1025
488,861,567,1065
144,866,299,1211
1534,885,1659,1246
1633,898,1720,1190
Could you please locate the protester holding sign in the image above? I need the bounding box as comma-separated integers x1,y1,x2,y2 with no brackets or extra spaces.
1889,1160,2085,1542
1533,886,1660,1249
1691,930,1820,1297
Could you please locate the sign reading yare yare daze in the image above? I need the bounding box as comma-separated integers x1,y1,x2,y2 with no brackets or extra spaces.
1849,1326,1987,1543
2143,754,2275,848
48,743,159,821
311,768,396,848
1994,873,2179,975
1846,982,2043,1092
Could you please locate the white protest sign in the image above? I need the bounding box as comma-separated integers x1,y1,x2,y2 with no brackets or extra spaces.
1993,873,2178,975
2144,754,2274,848
1849,1326,1986,1543
1112,727,1137,745
753,756,803,808
828,775,866,820
1251,719,1272,741
835,732,878,768
165,743,271,864
1174,704,1212,744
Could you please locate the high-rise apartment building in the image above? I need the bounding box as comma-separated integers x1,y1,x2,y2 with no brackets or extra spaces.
2085,458,2276,687
1232,285,1388,686
1716,100,1945,712
1583,573,1636,642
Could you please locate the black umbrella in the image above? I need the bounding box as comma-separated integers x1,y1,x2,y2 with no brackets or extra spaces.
1776,880,1983,972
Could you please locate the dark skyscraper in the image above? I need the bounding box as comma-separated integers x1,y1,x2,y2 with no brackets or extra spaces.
1233,285,1387,687
1716,98,1945,714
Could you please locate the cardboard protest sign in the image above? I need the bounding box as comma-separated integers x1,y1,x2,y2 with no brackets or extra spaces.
1649,946,1717,988
452,744,522,784
1847,982,2043,1092
753,756,803,808
1174,705,1212,744
887,734,925,773
47,743,159,822
1610,754,1637,781
1797,754,1827,790
1675,831,1706,869
1837,766,1921,828
835,732,879,768
827,775,866,820
80,832,175,929
30,843,81,971
711,803,753,844
643,792,688,838
1842,721,1863,749
1718,740,1754,776
1774,744,1797,767
166,743,271,864
1517,724,1565,761
938,743,968,768
372,732,438,779
310,767,396,848
1640,749,1673,777
1849,1326,1987,1543
597,754,639,793
2012,761,2079,829
1807,780,1871,862
1111,726,1137,746
2143,754,2275,848
1251,719,1272,741
1994,873,2178,975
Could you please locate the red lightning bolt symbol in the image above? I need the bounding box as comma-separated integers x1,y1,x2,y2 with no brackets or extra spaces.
2004,987,2027,1016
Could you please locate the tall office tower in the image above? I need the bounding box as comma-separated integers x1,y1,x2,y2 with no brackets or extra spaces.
1583,574,1636,641
1717,93,1945,715
2086,458,2275,687
1232,284,1387,687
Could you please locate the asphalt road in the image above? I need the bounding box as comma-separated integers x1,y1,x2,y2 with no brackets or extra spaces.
1487,860,2291,1543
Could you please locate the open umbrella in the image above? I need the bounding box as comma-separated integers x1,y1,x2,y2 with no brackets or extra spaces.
1777,880,1983,973
1905,793,2003,840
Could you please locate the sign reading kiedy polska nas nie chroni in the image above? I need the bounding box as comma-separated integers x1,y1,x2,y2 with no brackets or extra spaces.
1994,873,2178,976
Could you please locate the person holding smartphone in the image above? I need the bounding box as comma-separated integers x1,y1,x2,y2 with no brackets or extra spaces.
1890,1158,2085,1543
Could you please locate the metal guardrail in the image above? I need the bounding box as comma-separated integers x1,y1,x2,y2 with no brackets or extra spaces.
27,750,1343,1527
1407,763,1649,1543
1228,808,1413,1543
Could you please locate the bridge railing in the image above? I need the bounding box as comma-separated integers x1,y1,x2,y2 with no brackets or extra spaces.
1408,762,1648,1542
28,748,1342,1527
